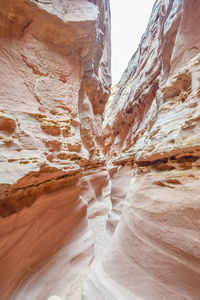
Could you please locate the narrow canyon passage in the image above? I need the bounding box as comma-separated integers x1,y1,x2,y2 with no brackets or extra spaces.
0,0,200,300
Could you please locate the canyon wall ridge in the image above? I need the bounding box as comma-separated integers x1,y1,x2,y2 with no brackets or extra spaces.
1,0,200,299
83,0,200,299
0,0,111,299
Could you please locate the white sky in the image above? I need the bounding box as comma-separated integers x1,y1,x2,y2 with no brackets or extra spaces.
110,0,156,84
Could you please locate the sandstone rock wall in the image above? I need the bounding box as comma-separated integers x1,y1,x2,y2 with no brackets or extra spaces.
83,0,200,299
2,0,200,299
0,0,111,299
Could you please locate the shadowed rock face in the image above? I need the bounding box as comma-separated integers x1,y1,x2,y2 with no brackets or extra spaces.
82,0,200,299
0,0,111,299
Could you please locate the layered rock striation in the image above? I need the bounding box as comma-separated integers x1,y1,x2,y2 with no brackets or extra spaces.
0,0,111,299
83,0,200,299
2,0,200,299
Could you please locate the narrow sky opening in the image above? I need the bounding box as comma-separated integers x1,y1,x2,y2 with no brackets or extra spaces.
110,0,156,84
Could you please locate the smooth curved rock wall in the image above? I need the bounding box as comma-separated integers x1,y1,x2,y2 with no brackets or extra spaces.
0,0,111,299
83,0,200,299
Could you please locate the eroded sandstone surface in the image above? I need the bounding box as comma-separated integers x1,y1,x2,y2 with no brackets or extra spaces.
83,0,200,299
0,0,111,299
1,0,200,299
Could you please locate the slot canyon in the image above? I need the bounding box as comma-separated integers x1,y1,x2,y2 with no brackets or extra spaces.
0,0,200,299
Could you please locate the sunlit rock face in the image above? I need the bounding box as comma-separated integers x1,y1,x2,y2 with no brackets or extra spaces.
83,0,200,299
2,0,200,299
0,0,111,299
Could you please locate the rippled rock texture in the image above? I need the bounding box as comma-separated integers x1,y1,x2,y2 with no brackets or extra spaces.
2,0,200,299
0,0,111,299
83,0,200,299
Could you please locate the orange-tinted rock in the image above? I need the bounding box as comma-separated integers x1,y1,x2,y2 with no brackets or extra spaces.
3,0,200,298
0,0,111,299
83,1,200,299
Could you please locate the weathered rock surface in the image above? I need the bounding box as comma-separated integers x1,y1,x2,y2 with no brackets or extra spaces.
2,0,200,299
0,0,111,299
83,0,200,299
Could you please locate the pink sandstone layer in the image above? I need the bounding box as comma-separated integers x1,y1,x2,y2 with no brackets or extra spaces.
1,0,200,299
83,0,200,299
0,0,111,299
